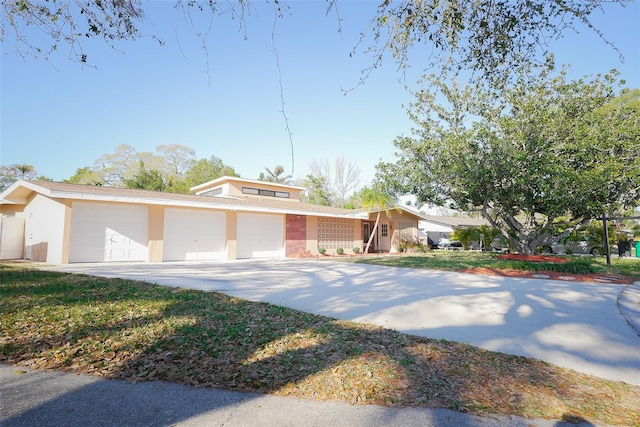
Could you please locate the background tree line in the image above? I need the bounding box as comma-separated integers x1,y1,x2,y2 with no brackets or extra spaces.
0,146,369,209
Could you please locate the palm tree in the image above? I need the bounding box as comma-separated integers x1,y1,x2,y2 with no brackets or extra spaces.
360,186,398,254
261,165,292,184
12,164,36,180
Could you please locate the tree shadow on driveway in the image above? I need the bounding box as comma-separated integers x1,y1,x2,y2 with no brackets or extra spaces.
5,263,636,425
52,259,640,386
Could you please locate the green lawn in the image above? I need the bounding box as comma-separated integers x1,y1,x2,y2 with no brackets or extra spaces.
349,250,640,277
1,262,639,425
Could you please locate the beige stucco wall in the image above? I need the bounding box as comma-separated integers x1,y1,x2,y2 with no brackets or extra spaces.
226,211,238,260
305,216,362,256
305,216,319,253
0,204,25,215
24,194,67,264
367,211,421,253
60,200,72,264
225,181,302,200
148,205,164,262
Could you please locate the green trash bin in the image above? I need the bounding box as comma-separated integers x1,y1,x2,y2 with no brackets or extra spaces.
635,241,640,258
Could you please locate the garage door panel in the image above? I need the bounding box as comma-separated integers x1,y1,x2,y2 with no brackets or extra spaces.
237,213,284,259
69,203,148,263
163,209,226,261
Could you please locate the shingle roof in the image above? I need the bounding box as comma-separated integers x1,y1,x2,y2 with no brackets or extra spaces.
5,180,368,219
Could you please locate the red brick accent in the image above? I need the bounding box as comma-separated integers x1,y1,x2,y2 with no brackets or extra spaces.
285,215,307,257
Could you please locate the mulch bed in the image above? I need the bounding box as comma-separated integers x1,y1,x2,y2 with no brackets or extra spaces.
486,253,636,284
496,253,569,263
462,267,635,285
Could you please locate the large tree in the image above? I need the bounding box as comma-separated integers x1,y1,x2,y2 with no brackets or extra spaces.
308,156,361,208
157,144,196,183
181,155,238,192
124,161,165,191
377,68,640,254
67,145,236,192
259,165,293,184
2,1,628,88
64,166,105,186
92,144,143,186
0,163,38,191
301,174,332,206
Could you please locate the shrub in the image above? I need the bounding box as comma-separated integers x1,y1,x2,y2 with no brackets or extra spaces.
318,247,326,255
336,247,344,255
400,242,428,253
353,247,360,254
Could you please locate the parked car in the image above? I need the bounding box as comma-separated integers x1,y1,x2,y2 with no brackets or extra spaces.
542,240,618,256
490,236,510,252
426,237,439,250
437,239,463,250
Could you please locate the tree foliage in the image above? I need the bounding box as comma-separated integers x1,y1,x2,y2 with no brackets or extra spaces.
377,68,640,254
259,165,293,184
0,163,38,191
92,144,144,186
450,227,480,250
63,144,236,193
64,166,105,186
181,155,238,191
124,161,165,191
360,0,627,89
302,174,332,206
359,186,397,254
308,156,361,208
2,0,627,88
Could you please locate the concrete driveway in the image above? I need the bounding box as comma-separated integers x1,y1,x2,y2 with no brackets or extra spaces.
47,259,640,387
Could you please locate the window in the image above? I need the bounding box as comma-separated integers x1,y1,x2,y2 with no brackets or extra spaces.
381,224,388,237
201,188,222,197
242,187,290,198
242,187,259,195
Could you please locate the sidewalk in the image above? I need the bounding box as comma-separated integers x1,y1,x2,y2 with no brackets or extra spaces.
0,364,598,427
619,281,640,336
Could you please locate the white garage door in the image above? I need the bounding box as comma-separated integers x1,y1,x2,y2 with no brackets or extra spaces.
237,213,284,259
0,216,25,260
69,203,148,263
163,208,227,261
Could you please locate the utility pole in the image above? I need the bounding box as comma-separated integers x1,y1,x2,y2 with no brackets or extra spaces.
602,214,611,268
600,214,640,268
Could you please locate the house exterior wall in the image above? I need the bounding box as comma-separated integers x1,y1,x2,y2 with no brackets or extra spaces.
285,214,307,256
0,205,25,215
194,178,303,201
24,194,67,264
300,216,362,256
368,211,422,253
148,205,164,262
0,216,25,259
225,181,302,200
226,211,238,260
305,216,319,253
0,181,373,264
315,217,362,255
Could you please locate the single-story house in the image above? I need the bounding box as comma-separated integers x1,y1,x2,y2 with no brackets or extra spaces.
0,177,427,264
420,215,491,243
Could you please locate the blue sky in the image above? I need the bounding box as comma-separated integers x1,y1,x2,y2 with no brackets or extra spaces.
1,1,639,186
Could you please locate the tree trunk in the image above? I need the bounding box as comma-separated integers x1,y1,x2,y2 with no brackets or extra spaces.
364,212,381,254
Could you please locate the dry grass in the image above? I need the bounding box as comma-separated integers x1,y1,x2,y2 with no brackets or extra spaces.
1,264,639,426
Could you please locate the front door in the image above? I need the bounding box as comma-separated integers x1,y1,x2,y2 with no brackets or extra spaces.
363,222,376,252
379,222,391,252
